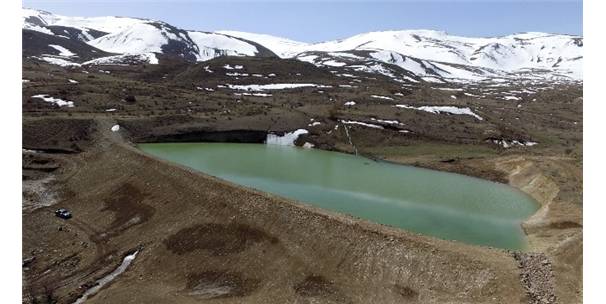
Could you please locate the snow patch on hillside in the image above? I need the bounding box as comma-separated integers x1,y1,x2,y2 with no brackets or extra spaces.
36,56,81,67
24,24,54,35
491,139,537,148
223,64,244,70
266,129,309,146
370,118,404,125
228,83,327,91
73,251,139,304
341,120,384,129
189,31,258,61
24,8,145,35
371,95,394,100
87,23,169,54
32,94,75,107
83,53,158,65
396,104,483,120
48,44,76,57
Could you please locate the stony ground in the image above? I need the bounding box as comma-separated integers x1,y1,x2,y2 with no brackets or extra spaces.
22,56,582,303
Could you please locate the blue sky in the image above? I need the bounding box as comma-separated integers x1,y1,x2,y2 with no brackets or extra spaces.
23,1,583,42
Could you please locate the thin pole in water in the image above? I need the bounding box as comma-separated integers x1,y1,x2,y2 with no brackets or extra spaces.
341,121,358,156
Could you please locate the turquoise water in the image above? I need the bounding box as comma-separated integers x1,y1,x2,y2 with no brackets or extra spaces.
139,143,538,249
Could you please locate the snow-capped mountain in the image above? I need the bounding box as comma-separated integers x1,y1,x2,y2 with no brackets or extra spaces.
22,8,582,83
22,8,276,65
223,30,583,81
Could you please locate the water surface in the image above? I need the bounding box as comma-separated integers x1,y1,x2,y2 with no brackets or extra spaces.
139,143,538,249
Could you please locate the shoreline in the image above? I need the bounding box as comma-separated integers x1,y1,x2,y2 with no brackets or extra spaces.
137,140,541,250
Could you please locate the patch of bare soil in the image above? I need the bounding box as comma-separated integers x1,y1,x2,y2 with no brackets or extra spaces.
22,152,61,212
22,118,96,152
294,275,351,303
548,221,582,230
185,271,260,299
393,284,419,301
165,223,278,256
294,275,336,297
101,183,154,237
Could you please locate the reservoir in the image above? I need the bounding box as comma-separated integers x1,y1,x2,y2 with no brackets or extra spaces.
139,143,538,249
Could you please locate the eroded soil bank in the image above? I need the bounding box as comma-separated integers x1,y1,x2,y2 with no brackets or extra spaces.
22,117,581,304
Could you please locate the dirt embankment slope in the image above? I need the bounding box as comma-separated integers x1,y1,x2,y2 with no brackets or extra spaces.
379,148,582,304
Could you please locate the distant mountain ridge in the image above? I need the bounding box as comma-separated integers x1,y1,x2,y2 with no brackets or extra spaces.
22,8,582,83
221,30,582,81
